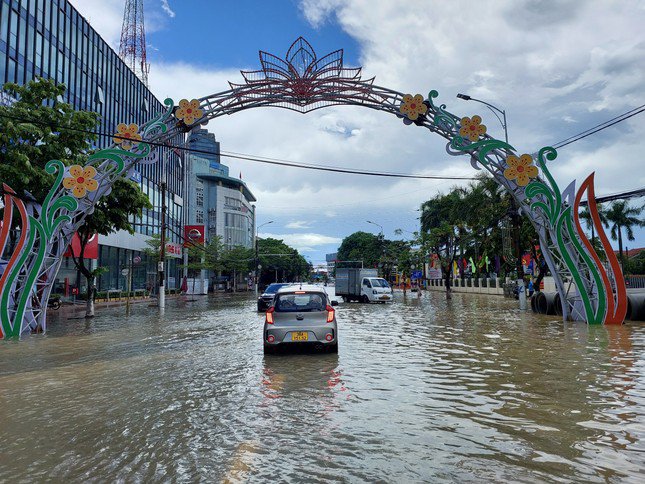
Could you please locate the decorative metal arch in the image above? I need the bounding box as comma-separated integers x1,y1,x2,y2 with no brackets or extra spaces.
0,37,626,338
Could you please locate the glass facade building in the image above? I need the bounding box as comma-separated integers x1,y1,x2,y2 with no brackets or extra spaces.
0,0,184,293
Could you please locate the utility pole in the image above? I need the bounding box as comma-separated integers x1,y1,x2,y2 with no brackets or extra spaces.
158,180,166,310
126,251,133,315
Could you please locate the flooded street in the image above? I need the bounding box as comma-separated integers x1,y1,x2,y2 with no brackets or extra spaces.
1,292,644,482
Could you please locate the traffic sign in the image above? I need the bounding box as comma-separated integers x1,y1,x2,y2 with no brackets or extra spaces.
121,268,129,276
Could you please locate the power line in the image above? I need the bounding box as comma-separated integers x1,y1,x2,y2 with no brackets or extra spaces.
0,112,476,181
579,187,645,206
550,103,645,150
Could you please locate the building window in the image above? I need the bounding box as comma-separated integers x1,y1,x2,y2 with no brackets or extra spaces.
196,209,204,224
95,85,104,105
224,196,241,208
196,187,204,207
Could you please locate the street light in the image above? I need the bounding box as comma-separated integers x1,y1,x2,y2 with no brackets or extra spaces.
367,220,386,277
457,93,526,310
255,220,274,296
366,220,383,235
456,93,508,143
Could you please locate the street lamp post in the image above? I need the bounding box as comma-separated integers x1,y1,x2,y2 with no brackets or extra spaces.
457,93,527,310
366,220,385,275
255,220,274,296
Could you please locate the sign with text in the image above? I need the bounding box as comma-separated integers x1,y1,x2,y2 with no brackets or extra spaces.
165,242,183,258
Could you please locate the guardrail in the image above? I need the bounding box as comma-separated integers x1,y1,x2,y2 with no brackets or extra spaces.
627,275,645,289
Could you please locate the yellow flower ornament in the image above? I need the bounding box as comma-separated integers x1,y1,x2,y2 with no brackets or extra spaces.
504,154,538,186
63,165,99,198
175,99,204,125
459,115,487,142
113,123,142,150
400,94,428,121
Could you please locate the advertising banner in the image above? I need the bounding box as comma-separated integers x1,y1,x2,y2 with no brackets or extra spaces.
165,242,183,258
184,225,205,247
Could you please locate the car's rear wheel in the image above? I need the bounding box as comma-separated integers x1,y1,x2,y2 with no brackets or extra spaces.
361,295,369,303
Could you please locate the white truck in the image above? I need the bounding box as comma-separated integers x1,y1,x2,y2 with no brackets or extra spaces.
335,268,393,303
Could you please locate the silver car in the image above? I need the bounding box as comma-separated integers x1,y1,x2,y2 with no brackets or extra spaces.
263,285,338,354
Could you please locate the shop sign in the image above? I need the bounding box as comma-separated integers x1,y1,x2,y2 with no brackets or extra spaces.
165,242,183,258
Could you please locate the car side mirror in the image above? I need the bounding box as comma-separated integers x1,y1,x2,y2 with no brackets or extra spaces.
331,300,338,306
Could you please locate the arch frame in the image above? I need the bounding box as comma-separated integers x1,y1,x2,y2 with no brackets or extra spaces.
0,37,626,337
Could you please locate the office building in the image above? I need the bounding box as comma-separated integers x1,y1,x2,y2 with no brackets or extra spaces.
0,0,184,293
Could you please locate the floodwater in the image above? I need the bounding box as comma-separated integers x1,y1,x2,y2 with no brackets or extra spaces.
1,291,644,483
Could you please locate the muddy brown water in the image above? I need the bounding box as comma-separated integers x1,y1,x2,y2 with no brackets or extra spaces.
1,292,643,482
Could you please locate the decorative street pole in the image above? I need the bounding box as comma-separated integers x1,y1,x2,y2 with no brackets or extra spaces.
457,93,527,311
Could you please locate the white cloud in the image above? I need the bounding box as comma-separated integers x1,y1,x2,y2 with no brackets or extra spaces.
285,221,314,229
160,0,176,18
71,0,645,257
259,232,343,254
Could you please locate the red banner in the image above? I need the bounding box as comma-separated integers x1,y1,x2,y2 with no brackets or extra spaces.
64,233,99,259
184,225,205,247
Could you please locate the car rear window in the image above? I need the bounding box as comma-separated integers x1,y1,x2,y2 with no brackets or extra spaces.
264,284,285,294
275,293,326,312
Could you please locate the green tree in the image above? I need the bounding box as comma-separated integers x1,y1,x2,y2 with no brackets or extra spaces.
579,203,609,244
606,201,644,263
421,190,465,298
180,243,209,295
204,236,225,275
142,233,162,263
0,79,99,202
336,231,383,269
222,246,254,292
72,178,151,317
256,237,309,284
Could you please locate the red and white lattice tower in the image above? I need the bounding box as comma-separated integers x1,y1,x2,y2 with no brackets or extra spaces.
119,0,150,86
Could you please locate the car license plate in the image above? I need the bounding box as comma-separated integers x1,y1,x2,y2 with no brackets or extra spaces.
380,295,390,300
292,331,308,341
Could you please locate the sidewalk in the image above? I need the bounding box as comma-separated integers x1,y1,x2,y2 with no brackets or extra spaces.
49,293,187,317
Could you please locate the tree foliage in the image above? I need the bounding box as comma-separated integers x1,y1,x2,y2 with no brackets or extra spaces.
336,231,383,268
419,174,539,290
256,237,310,283
0,78,99,202
606,201,644,263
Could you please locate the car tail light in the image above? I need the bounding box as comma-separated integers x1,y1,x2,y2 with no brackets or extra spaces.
326,305,335,323
267,334,275,343
266,307,275,324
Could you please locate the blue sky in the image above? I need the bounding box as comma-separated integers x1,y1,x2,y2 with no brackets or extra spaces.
72,0,645,266
146,1,361,70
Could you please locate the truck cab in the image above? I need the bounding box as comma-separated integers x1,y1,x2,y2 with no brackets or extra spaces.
361,277,393,303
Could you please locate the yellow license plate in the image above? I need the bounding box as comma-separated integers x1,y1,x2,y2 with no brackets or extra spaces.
292,331,309,341
380,295,389,300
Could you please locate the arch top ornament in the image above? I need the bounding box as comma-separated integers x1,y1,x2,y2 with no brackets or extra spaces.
0,37,628,338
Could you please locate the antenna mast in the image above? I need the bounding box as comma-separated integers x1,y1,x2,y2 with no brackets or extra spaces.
119,0,150,86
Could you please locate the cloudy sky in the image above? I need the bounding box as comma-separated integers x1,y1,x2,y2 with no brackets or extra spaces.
70,0,645,264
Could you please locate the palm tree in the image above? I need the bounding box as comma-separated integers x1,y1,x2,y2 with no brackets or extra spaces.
606,201,644,262
579,203,609,243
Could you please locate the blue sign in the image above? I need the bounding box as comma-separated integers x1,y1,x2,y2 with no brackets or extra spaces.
411,270,423,280
129,169,142,183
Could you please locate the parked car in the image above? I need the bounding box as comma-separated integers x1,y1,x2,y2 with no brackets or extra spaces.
263,284,339,354
257,283,289,311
